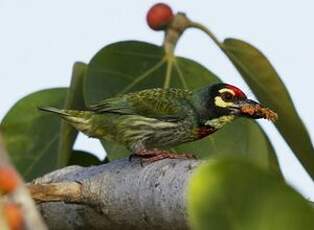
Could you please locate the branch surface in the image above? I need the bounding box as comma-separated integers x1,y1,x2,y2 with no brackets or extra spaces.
29,158,202,230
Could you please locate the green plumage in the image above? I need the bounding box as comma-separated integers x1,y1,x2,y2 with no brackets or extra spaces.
39,83,256,158
40,88,201,151
90,88,192,120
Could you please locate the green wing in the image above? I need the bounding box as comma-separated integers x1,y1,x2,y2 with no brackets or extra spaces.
89,88,193,121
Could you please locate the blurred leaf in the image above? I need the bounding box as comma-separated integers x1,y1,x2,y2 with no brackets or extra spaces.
100,141,129,162
57,62,88,167
68,150,103,166
223,38,314,179
188,157,314,230
84,40,279,171
0,88,66,180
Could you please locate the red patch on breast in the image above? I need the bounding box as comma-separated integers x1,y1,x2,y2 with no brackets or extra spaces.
196,126,217,139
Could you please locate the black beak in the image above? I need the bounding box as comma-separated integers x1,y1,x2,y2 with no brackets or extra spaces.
230,99,265,119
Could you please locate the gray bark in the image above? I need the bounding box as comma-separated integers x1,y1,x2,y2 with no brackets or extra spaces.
29,158,202,230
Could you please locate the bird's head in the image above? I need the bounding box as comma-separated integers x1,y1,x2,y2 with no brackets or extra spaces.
199,83,277,121
208,83,258,118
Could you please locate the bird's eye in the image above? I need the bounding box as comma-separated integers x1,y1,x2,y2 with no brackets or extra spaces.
221,92,233,101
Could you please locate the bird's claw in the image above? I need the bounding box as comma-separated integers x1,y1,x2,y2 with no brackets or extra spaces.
129,153,145,167
128,153,135,162
129,149,197,166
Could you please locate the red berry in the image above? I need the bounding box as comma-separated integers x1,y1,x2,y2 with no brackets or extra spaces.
0,166,20,194
146,3,174,31
3,203,24,230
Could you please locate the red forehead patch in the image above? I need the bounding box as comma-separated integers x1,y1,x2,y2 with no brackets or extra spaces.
226,84,246,98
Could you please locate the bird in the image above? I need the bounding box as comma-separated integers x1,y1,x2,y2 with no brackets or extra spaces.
39,83,277,164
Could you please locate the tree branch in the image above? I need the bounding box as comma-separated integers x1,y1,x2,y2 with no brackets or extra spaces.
29,158,201,230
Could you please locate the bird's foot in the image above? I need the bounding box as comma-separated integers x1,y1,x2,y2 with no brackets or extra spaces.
141,152,197,164
128,151,156,162
129,148,197,165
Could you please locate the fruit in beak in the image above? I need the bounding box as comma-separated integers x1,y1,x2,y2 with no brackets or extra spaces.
238,99,278,121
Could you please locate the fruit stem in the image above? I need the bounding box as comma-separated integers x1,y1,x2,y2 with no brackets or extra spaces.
163,58,173,88
162,13,225,57
189,22,224,50
163,12,192,55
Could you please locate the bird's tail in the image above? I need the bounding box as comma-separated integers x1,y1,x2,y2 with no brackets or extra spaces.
38,106,70,116
38,106,95,137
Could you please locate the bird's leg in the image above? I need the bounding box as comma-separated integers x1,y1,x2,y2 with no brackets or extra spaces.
130,147,197,165
142,150,197,164
128,148,157,162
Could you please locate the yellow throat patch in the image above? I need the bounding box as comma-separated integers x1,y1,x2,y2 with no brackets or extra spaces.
205,115,236,129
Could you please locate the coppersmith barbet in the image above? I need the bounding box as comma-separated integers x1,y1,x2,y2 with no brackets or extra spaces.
39,83,277,163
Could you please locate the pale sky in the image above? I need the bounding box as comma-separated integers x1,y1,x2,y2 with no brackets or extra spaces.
0,0,313,200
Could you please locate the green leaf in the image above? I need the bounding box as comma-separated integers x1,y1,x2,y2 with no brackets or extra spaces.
100,141,128,161
0,88,66,180
188,157,314,230
222,38,314,179
84,40,279,171
68,150,103,166
84,41,219,105
57,62,88,167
